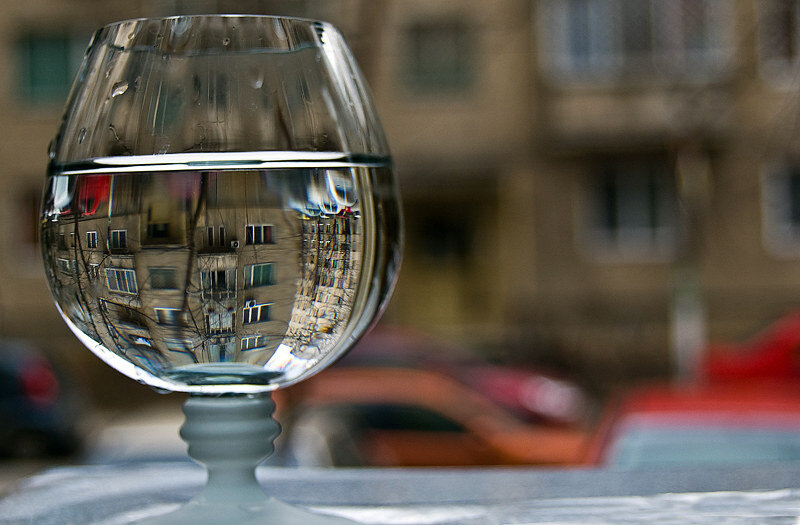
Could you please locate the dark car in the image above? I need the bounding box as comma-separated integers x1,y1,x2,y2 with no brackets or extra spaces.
0,341,83,457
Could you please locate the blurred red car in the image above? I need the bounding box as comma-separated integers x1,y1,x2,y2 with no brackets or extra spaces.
585,382,800,469
703,312,800,383
276,366,588,468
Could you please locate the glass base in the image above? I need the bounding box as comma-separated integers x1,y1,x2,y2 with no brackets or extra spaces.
136,497,355,524
131,393,355,524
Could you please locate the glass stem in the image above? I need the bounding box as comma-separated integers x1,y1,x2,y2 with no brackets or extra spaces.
180,393,279,504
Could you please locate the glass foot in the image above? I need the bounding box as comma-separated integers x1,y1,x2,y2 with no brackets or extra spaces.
136,497,355,524
134,393,356,524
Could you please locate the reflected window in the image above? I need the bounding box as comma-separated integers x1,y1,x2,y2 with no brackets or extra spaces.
86,231,97,249
244,263,275,288
100,299,147,327
110,229,127,250
405,19,474,92
154,307,183,326
106,267,138,294
242,301,270,324
585,158,678,259
57,257,73,275
149,267,178,290
246,224,274,245
241,334,266,350
205,310,234,335
165,338,198,360
201,269,236,292
208,340,235,362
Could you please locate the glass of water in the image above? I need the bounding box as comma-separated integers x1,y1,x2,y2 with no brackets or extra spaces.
40,15,401,523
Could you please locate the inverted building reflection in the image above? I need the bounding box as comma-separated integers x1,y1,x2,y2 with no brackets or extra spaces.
41,167,363,383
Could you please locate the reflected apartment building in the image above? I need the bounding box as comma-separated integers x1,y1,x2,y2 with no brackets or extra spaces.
5,0,800,397
41,166,362,380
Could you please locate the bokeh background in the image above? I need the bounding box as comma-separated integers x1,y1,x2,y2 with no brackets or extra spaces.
4,0,800,481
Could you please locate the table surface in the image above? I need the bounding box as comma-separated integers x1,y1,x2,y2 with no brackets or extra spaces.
2,462,800,524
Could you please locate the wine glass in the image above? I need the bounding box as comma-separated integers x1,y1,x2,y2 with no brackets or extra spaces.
40,15,401,524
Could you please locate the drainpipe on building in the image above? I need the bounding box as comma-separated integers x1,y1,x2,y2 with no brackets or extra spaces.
671,144,711,384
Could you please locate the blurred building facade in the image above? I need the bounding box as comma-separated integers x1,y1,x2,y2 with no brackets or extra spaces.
3,0,800,398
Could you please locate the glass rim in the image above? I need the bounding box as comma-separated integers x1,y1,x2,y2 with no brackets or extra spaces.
99,13,332,32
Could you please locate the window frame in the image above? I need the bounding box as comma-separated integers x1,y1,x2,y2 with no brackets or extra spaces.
245,224,274,245
16,32,87,106
244,262,276,288
205,310,234,335
541,0,733,83
403,17,476,94
105,267,138,294
110,229,127,250
149,267,178,290
154,307,184,326
241,334,266,351
582,158,679,261
242,302,271,324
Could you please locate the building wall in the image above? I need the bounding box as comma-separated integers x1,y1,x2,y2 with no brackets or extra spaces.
3,1,800,403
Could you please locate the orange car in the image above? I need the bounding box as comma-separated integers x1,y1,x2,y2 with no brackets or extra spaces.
275,366,588,468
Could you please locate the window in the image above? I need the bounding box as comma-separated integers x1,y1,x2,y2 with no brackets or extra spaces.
165,339,198,360
149,267,178,290
585,159,678,259
244,263,275,288
245,224,274,245
406,19,474,92
110,229,127,249
154,307,184,326
241,335,266,351
242,302,271,324
205,310,234,335
86,231,98,249
106,268,138,294
17,33,86,105
208,340,235,362
89,264,100,279
207,226,226,248
543,0,732,80
201,269,236,292
760,0,800,80
762,163,800,255
57,258,74,275
100,299,147,327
